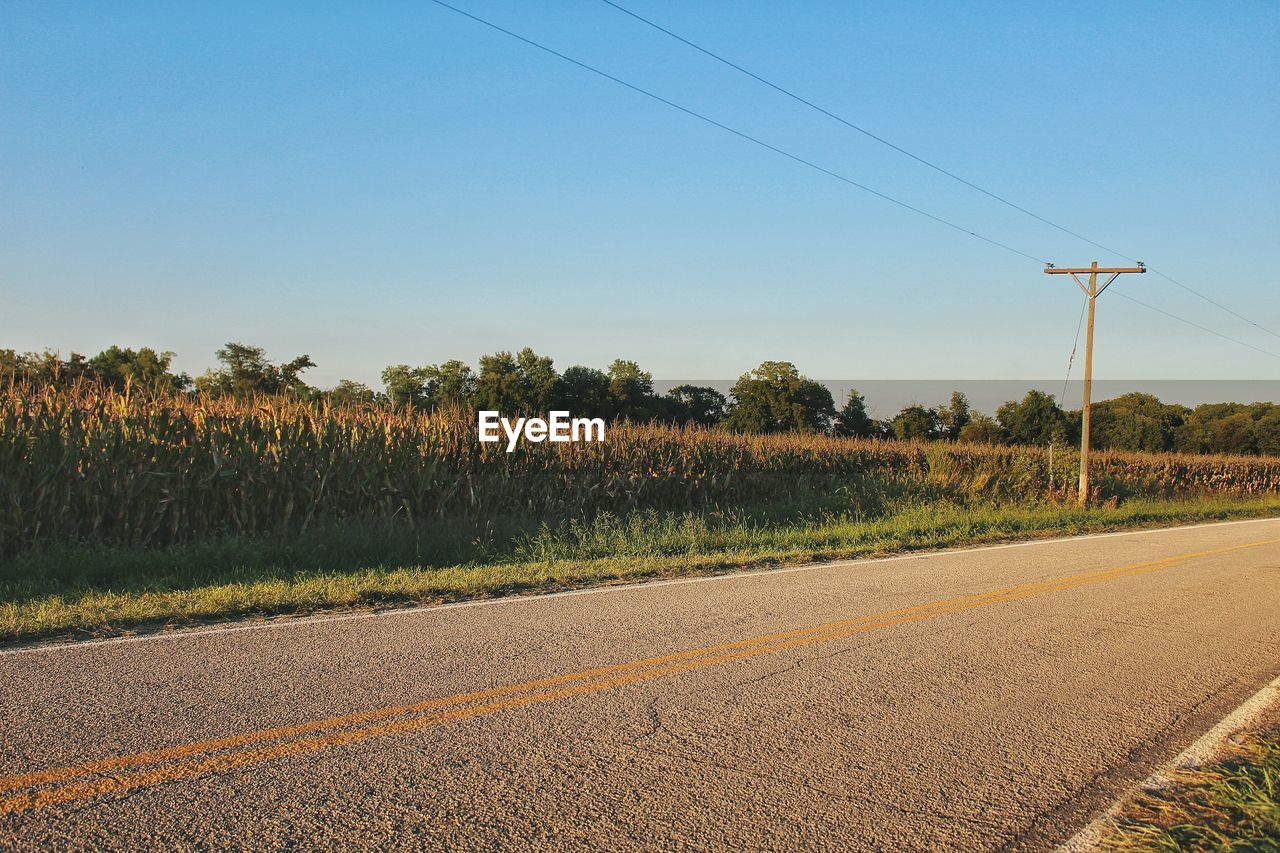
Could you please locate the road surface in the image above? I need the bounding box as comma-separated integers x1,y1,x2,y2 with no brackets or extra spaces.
2,518,1278,850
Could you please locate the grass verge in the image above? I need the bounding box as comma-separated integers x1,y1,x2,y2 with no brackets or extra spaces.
1102,724,1280,851
2,495,1278,645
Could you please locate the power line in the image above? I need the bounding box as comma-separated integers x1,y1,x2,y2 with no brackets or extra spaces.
425,0,1047,264
1112,290,1280,361
431,0,1277,365
1060,296,1087,407
1049,295,1087,491
1143,265,1280,342
598,0,1280,342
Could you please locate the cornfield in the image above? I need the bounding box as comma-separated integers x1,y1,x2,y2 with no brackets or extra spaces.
3,381,1279,558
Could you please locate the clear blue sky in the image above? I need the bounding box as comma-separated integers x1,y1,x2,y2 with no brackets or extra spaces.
2,1,1277,387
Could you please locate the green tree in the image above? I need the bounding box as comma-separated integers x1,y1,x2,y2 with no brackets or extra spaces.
560,366,616,420
517,348,562,412
1213,411,1258,455
202,342,269,395
476,348,561,414
88,346,190,391
834,389,876,438
889,404,940,441
1173,401,1277,455
724,361,835,434
382,360,476,410
1253,407,1280,456
996,390,1069,447
665,384,727,428
1,350,90,386
328,379,376,405
423,360,476,409
1090,393,1184,451
197,343,314,397
475,352,521,412
381,364,432,408
278,356,315,395
958,414,1005,444
607,359,663,421
935,391,972,440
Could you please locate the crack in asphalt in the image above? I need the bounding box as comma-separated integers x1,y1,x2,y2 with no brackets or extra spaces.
607,649,1012,835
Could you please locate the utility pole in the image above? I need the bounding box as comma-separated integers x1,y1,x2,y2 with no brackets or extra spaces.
1044,261,1146,503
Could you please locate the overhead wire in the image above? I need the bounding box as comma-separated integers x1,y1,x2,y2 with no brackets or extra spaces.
1061,297,1088,407
429,0,1277,363
1112,291,1280,361
425,0,1047,265
1049,297,1087,490
597,0,1280,343
1138,266,1280,342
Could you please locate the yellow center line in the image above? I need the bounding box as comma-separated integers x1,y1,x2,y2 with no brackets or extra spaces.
0,552,1157,794
2,537,1275,816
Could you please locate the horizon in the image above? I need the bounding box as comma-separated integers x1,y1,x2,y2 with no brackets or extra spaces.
10,339,1280,417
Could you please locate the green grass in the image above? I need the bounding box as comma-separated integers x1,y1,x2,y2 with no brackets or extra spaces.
2,495,1278,645
1103,726,1280,851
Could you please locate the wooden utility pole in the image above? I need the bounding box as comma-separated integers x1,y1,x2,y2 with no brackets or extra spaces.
1044,261,1146,503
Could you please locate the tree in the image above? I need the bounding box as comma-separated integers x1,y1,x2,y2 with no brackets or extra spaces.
476,348,562,414
381,364,432,408
278,354,316,395
197,343,315,397
958,414,1005,445
666,384,727,428
834,389,876,438
935,391,972,440
475,352,522,412
1254,408,1280,456
88,346,190,392
607,359,663,422
724,361,835,434
201,343,270,395
1174,402,1275,455
1,350,90,386
560,366,615,420
996,390,1069,447
328,379,376,405
1174,404,1229,454
1089,392,1183,452
517,348,562,412
889,404,940,441
423,360,476,409
1212,411,1257,455
382,360,476,410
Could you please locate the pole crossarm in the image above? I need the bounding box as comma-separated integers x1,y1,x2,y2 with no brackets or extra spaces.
1044,266,1146,274
1040,260,1146,503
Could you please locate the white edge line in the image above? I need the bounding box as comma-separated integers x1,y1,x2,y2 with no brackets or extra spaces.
3,515,1278,658
1057,672,1280,852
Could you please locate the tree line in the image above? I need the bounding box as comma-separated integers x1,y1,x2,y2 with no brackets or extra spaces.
4,344,1278,456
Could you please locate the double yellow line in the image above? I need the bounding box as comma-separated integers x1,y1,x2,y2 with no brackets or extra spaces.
2,538,1275,816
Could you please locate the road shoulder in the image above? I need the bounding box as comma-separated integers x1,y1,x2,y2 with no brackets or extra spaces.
1060,675,1280,851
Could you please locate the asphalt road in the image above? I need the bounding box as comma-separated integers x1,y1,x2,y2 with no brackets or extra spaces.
2,518,1279,850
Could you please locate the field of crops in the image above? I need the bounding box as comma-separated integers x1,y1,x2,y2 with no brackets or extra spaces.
4,381,1280,558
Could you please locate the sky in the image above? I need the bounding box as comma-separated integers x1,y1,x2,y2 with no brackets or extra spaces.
2,1,1278,388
